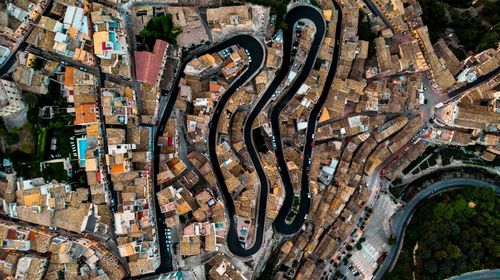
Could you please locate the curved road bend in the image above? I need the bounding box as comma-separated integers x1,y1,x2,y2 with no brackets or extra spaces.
375,178,500,280
268,5,326,234
152,35,264,272
446,269,500,280
271,2,342,235
206,37,266,257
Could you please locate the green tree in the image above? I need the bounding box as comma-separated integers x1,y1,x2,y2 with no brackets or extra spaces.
388,236,396,245
388,187,498,280
420,248,432,259
479,1,500,25
424,260,438,274
140,14,182,46
23,92,39,108
434,250,448,260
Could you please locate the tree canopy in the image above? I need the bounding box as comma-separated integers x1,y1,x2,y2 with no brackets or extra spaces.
419,0,500,52
140,14,182,47
386,187,499,280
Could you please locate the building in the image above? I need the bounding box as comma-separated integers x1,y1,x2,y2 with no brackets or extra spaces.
0,46,10,65
165,6,210,47
74,103,99,126
90,3,130,76
134,39,168,85
208,254,247,280
0,79,25,117
11,65,50,95
14,255,48,280
206,5,252,30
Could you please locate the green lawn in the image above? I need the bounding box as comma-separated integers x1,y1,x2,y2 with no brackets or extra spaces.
37,127,47,160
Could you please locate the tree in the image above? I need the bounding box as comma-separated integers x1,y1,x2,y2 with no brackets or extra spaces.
420,248,432,259
438,259,453,277
388,236,396,245
23,92,39,108
434,250,448,260
424,260,438,274
140,14,182,46
48,120,65,129
479,1,500,25
388,187,498,280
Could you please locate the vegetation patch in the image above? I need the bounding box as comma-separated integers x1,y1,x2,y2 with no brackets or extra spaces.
252,128,269,154
402,145,435,175
418,0,500,52
386,187,499,279
140,14,182,47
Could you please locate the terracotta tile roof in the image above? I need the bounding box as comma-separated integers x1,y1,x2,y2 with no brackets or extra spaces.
135,40,168,85
64,67,74,87
74,104,98,125
110,163,126,174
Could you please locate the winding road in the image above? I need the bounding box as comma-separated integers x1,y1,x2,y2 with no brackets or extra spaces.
268,6,326,235
271,2,342,235
153,34,265,271
446,269,500,280
152,0,344,264
204,4,342,256
374,178,500,279
202,2,344,255
206,35,266,257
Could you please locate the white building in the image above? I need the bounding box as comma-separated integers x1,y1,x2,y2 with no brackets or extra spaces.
0,79,25,117
0,46,10,66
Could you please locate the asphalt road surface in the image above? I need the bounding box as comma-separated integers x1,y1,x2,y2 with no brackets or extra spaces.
446,66,500,102
446,269,500,280
375,178,499,279
271,2,342,235
362,0,394,31
152,34,265,271
205,35,266,257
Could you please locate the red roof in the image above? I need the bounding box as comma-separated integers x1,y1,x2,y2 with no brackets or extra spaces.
102,42,112,50
135,40,168,85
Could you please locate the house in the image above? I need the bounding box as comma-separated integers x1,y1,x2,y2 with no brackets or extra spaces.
134,39,168,85
74,104,99,126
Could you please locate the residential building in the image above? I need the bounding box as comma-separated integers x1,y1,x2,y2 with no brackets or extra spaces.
135,39,168,85
0,79,25,117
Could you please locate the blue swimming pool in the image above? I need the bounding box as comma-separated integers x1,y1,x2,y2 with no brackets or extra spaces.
77,138,88,167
